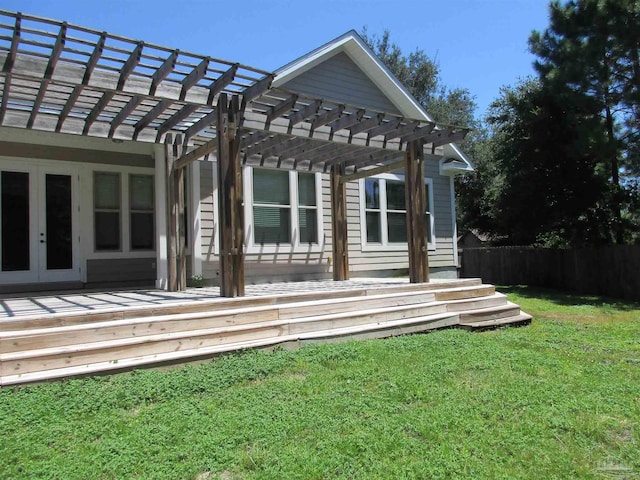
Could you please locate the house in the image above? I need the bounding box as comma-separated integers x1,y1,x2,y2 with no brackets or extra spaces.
0,11,473,295
457,230,489,250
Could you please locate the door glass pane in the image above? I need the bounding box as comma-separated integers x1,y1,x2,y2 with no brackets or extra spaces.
253,206,290,243
1,171,30,271
46,174,73,270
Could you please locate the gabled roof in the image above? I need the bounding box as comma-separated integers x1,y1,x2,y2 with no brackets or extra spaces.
274,30,474,172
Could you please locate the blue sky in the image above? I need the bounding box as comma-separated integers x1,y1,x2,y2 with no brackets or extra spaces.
2,0,550,117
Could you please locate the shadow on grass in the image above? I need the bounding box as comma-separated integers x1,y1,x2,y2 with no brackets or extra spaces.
497,285,640,312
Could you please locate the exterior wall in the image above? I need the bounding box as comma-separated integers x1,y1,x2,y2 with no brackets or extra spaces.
282,52,402,114
195,48,459,284
0,127,157,290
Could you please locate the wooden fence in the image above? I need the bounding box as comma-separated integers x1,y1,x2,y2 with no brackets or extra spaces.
460,245,640,301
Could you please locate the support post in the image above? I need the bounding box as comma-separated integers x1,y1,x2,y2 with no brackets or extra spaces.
331,163,349,280
164,134,177,291
405,140,429,283
216,93,245,297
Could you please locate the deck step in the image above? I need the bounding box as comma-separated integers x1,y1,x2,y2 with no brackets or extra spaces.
459,313,533,331
0,311,463,386
0,278,484,331
0,279,532,385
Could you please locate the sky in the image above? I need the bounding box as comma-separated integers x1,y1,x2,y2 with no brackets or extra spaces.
2,0,551,117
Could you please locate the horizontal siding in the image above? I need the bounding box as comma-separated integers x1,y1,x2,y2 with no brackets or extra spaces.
199,161,216,266
282,52,402,114
199,158,457,280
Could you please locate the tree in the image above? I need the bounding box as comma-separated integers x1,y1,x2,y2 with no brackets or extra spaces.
483,78,610,246
529,0,640,243
360,28,477,131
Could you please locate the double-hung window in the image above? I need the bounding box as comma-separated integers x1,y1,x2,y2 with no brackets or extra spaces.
93,172,155,253
360,174,434,250
247,167,322,251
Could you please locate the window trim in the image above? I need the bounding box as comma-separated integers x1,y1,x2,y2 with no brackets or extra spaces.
89,164,156,259
244,167,324,254
359,173,435,252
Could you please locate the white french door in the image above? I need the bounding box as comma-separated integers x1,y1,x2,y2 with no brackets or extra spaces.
0,160,80,284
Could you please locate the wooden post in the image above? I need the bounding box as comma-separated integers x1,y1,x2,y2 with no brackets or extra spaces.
331,163,349,281
405,140,429,283
216,93,245,297
164,134,178,291
165,133,187,291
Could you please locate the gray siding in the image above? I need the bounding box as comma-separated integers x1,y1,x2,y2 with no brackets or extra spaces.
282,52,402,114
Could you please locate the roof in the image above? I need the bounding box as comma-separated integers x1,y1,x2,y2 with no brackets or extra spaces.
274,30,474,173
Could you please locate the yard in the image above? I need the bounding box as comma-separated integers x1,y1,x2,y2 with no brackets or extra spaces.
1,287,639,479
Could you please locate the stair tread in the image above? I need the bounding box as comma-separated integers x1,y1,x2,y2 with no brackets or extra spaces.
0,279,483,326
459,313,532,328
1,311,463,385
1,291,502,341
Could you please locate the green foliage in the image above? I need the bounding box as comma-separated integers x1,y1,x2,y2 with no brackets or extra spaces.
360,28,477,130
529,0,640,244
1,289,639,479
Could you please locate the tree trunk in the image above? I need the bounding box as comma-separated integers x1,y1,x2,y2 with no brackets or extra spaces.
604,102,623,244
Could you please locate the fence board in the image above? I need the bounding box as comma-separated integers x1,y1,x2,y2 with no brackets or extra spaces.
460,246,640,301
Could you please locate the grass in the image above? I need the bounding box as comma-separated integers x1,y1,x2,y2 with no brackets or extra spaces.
1,286,639,479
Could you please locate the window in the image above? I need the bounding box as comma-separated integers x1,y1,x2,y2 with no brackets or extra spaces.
93,171,155,253
94,172,121,251
247,167,322,250
130,175,154,250
360,174,434,250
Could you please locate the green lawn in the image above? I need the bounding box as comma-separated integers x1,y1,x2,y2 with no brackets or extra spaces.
1,287,639,480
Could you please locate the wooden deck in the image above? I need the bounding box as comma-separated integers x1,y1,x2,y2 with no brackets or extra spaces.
0,278,531,386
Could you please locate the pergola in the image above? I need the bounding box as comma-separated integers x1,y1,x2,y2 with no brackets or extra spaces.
0,11,468,296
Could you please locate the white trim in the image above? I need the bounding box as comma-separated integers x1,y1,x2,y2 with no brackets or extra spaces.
450,176,459,264
358,172,435,252
0,158,82,284
88,163,156,260
154,144,168,290
190,161,202,277
211,160,220,256
243,166,325,254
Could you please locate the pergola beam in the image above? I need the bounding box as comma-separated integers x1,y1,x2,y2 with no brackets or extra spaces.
156,104,199,139
339,159,405,184
27,23,67,129
150,49,179,96
117,42,143,91
180,57,208,100
174,138,218,170
133,99,173,138
265,94,298,124
183,109,217,142
82,91,115,134
109,95,142,137
207,64,238,104
287,100,321,132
